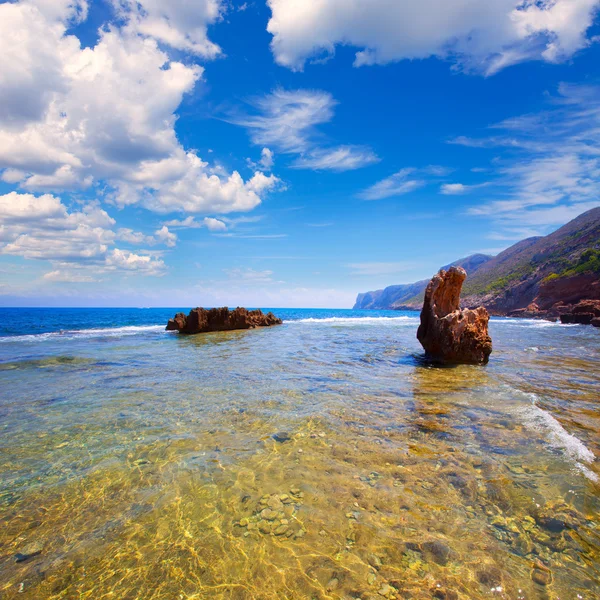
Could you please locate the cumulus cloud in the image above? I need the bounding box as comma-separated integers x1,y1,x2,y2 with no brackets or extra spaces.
116,225,178,247
231,89,379,171
267,0,600,74
0,192,166,276
0,1,277,216
111,0,224,58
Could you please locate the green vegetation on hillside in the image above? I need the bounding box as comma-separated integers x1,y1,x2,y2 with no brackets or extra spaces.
542,249,600,283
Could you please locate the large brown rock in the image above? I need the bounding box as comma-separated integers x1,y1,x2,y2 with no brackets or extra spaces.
417,267,492,364
559,299,600,325
166,307,282,334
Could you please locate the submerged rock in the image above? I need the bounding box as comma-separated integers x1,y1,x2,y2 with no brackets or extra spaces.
417,267,492,364
166,307,282,334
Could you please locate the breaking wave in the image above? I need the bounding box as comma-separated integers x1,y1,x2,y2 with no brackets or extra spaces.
289,316,418,325
0,325,167,343
519,392,597,482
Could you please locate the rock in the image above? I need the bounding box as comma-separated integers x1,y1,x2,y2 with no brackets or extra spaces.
166,312,187,331
272,432,291,443
417,267,492,364
560,299,600,325
422,540,455,566
166,307,282,335
326,578,339,591
561,312,594,325
14,541,43,563
531,568,552,586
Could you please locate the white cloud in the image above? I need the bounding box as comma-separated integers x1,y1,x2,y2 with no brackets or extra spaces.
0,1,277,216
154,225,177,247
266,0,600,74
441,183,469,195
105,248,165,276
291,145,379,172
360,167,447,200
440,182,489,195
163,215,228,230
231,89,379,171
203,217,228,232
117,225,178,247
111,0,223,58
0,192,166,276
260,147,274,170
43,269,98,283
461,84,600,230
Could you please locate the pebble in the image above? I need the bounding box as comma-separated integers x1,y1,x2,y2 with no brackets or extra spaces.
272,432,291,443
260,508,278,521
273,524,289,536
378,584,392,596
368,554,383,569
531,568,552,586
367,573,377,585
326,578,339,591
258,521,272,534
14,541,43,563
267,496,283,511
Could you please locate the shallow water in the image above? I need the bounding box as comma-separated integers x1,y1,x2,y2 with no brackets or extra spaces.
0,308,599,599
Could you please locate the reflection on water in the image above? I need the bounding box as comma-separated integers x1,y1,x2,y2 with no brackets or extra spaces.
0,314,599,599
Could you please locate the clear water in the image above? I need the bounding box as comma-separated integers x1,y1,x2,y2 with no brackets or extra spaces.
0,308,599,599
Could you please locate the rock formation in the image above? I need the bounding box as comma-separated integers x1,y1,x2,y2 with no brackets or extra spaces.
559,299,600,326
166,307,282,334
417,267,492,364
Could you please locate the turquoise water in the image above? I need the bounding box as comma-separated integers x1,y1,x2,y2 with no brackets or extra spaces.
0,308,599,599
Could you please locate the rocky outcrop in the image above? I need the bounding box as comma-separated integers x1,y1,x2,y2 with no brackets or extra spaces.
166,307,282,334
417,267,492,364
559,299,600,326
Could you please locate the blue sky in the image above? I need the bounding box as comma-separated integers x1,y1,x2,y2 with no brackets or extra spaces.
1,0,599,308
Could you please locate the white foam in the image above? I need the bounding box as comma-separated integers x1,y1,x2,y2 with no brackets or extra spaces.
520,393,598,482
0,325,167,343
490,318,561,328
289,316,418,325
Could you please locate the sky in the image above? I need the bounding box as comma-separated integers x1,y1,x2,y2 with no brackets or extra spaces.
0,0,599,308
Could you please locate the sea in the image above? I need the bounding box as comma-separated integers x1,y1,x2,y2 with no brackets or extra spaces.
0,307,599,599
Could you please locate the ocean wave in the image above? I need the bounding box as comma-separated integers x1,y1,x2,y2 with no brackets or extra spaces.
0,325,167,343
288,316,418,325
519,392,597,482
490,318,577,328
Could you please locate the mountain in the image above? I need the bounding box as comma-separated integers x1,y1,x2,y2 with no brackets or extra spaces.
462,207,600,315
353,207,600,315
353,254,492,310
